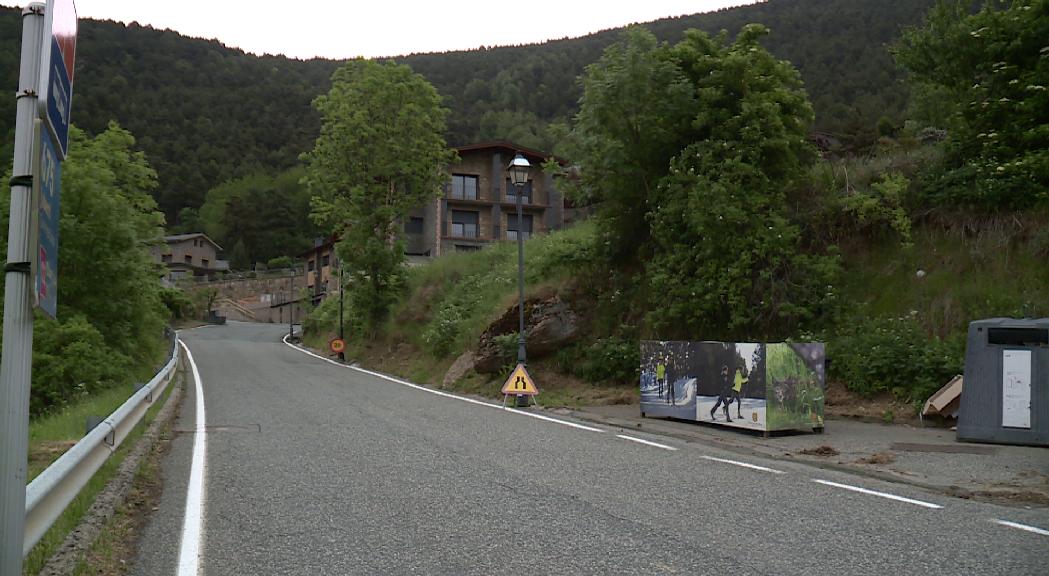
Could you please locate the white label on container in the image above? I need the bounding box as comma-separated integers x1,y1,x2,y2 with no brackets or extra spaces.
1002,350,1032,429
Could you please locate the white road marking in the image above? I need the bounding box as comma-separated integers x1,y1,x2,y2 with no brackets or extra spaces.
177,341,207,576
993,519,1049,536
700,455,784,474
282,335,604,433
813,479,942,509
616,434,678,451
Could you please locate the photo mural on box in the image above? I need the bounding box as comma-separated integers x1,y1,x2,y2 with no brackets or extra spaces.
640,341,825,433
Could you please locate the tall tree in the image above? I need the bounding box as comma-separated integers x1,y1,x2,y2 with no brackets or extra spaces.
648,26,836,339
0,123,170,415
569,26,838,341
304,59,456,332
565,27,697,267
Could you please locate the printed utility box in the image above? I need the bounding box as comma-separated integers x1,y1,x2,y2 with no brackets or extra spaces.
640,341,826,434
958,318,1048,446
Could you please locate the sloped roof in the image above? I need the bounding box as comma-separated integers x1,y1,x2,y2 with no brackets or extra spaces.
164,232,223,251
452,141,566,166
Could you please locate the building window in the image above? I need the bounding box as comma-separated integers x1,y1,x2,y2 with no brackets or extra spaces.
201,258,210,268
404,216,424,235
450,174,479,200
184,255,193,264
161,254,172,263
505,179,533,204
451,210,479,238
507,214,533,241
321,254,330,268
455,244,482,252
308,259,315,272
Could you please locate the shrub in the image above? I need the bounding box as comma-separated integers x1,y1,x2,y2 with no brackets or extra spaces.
558,337,640,384
267,255,293,269
159,287,192,319
828,314,963,403
422,302,469,357
31,316,133,417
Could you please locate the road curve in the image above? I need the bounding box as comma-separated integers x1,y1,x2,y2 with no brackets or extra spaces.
131,322,1049,575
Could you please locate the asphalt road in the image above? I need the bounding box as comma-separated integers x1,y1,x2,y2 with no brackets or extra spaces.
133,322,1049,575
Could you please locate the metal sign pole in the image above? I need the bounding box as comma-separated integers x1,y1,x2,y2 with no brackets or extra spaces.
1,5,45,572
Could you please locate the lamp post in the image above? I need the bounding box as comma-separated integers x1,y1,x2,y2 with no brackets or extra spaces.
337,255,345,361
289,261,296,341
507,153,530,407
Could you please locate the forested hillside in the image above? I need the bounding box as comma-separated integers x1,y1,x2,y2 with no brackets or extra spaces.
1,0,934,221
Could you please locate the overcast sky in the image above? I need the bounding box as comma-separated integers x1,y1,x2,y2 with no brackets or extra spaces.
71,1,760,60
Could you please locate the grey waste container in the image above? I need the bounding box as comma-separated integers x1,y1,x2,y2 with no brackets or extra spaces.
957,318,1048,446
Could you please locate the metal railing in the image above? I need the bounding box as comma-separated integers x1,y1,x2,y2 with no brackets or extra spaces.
21,337,181,557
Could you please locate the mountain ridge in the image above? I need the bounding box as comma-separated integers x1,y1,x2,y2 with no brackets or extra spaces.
0,0,935,220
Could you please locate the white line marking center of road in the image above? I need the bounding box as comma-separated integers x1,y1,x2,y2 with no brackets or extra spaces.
813,479,942,509
282,335,604,433
177,340,207,576
616,434,678,451
993,519,1049,536
700,455,784,474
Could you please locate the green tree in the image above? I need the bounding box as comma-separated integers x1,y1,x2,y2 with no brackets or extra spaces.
565,27,697,266
569,26,838,340
198,167,319,265
2,123,171,416
304,59,456,332
647,26,836,339
895,0,1049,209
57,124,168,359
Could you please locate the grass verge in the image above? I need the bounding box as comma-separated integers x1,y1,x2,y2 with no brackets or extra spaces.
72,383,177,576
22,367,177,575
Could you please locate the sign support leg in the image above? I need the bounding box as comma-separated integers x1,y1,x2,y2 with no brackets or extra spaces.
1,5,44,571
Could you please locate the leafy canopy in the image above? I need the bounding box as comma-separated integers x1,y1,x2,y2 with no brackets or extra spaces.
895,0,1049,209
1,123,170,416
304,59,456,331
569,26,838,341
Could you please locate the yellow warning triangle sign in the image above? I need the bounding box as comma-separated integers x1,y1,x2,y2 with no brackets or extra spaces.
501,363,539,396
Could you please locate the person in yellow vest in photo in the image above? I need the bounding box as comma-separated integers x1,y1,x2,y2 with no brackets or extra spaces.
729,367,747,420
656,360,666,402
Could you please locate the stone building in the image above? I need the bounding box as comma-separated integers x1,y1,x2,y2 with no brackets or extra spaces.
404,141,565,261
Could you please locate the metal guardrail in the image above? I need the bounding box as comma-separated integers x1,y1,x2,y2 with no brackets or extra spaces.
22,337,181,557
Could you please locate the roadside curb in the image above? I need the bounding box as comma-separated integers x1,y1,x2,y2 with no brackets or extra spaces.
290,337,1044,508
563,407,1047,509
36,354,185,575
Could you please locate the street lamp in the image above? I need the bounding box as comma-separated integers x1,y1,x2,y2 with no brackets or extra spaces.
337,254,345,361
507,153,530,407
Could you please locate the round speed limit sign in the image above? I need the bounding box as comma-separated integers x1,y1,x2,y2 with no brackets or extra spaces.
329,338,346,355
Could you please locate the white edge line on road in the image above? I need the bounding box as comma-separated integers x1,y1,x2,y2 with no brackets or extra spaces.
616,434,677,451
700,455,784,474
177,341,207,576
813,479,942,509
993,519,1049,537
281,335,604,433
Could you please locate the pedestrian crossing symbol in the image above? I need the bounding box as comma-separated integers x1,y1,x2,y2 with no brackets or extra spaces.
501,363,539,396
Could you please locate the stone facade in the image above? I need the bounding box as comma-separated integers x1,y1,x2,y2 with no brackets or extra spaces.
153,233,229,283
411,141,565,257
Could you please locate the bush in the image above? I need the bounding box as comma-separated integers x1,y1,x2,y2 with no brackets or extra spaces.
267,255,293,269
31,316,133,417
829,314,963,403
839,173,912,244
422,302,469,357
159,287,192,319
557,337,639,384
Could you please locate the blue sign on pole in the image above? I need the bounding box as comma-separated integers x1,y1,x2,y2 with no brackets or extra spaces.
42,38,72,157
36,0,77,159
36,124,61,319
